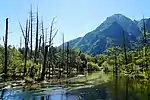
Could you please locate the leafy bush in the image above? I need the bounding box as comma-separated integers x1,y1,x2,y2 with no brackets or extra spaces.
87,62,101,72
101,61,113,73
95,54,107,65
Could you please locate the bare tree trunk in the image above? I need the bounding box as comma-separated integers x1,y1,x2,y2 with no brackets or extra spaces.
30,5,33,59
39,35,42,52
62,33,65,76
41,20,45,55
34,10,39,63
24,19,29,76
51,48,54,78
48,18,57,79
45,28,47,46
66,42,69,78
27,18,30,75
4,18,8,75
62,33,64,62
20,36,22,49
40,45,48,81
49,24,52,78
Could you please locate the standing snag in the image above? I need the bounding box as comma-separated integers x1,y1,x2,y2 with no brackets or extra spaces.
4,18,9,76
40,45,48,81
34,9,39,63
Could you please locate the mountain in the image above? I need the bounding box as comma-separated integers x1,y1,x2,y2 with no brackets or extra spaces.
61,14,150,55
74,21,130,54
60,37,82,47
96,14,141,37
138,18,150,32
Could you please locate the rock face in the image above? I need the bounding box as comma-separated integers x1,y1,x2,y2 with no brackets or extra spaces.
61,14,150,55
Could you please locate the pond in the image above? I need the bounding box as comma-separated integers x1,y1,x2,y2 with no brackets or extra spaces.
0,81,146,100
0,72,149,100
0,83,112,100
0,86,78,100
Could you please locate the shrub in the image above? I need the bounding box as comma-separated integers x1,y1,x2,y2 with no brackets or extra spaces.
87,62,101,72
101,61,113,73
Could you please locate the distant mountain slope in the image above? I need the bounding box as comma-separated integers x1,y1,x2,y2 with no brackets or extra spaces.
138,18,150,32
75,21,132,55
61,14,150,55
96,14,141,37
60,37,82,48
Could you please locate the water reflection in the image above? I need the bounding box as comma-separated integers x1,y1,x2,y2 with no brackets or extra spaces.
0,86,78,100
32,97,36,100
0,77,150,100
1,89,6,99
40,96,44,100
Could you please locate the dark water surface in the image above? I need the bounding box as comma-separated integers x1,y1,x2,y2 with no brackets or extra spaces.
0,84,113,100
0,76,149,100
0,86,78,100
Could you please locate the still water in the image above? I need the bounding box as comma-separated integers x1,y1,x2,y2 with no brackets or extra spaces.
0,84,112,100
0,86,78,100
0,76,149,100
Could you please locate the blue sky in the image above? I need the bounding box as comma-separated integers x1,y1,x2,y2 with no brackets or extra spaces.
0,0,150,47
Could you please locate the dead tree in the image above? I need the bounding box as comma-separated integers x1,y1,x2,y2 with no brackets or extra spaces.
40,45,48,81
34,9,39,63
19,19,29,76
41,19,45,54
40,18,58,81
45,28,48,46
66,42,69,78
24,20,29,76
4,18,8,75
30,5,33,59
39,35,42,52
48,17,57,79
62,33,65,75
62,33,65,62
40,32,57,81
20,36,22,49
38,34,42,65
